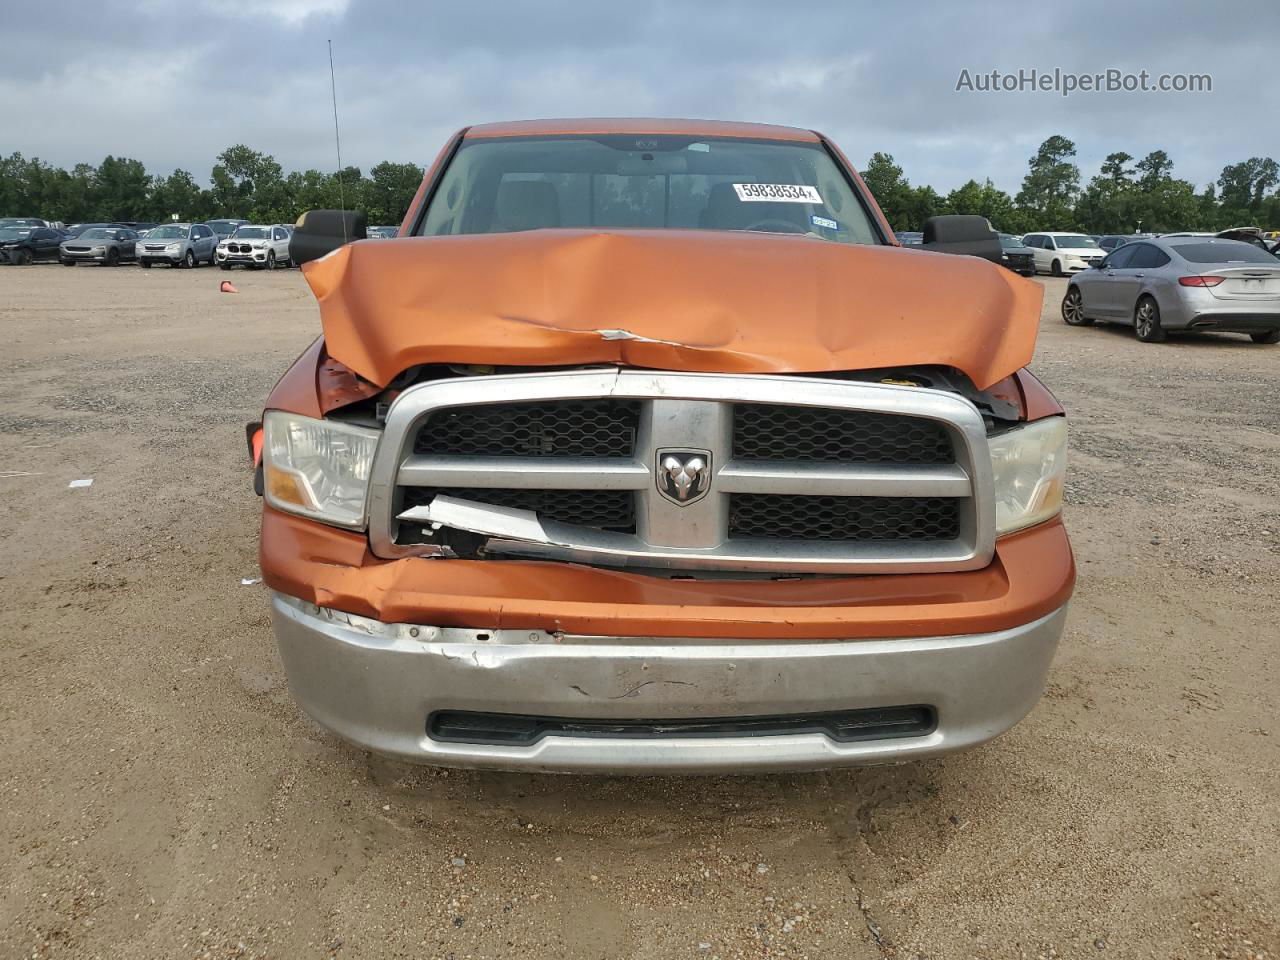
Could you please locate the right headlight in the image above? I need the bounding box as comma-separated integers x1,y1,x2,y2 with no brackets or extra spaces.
263,411,381,529
989,416,1067,536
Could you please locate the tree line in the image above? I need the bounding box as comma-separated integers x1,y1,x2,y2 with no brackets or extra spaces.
862,135,1280,234
0,145,424,227
3,135,1278,235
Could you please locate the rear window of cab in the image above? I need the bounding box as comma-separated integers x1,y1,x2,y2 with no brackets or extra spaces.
417,135,881,245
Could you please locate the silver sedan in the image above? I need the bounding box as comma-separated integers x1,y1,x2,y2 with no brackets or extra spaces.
1061,236,1280,344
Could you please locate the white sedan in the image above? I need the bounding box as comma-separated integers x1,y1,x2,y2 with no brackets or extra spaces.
216,224,293,270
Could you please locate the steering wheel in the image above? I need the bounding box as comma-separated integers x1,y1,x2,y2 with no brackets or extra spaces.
743,218,807,235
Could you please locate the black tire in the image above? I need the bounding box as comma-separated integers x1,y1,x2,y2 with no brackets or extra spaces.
106,248,119,267
266,250,277,270
208,248,217,266
1061,287,1094,326
14,248,33,266
219,263,231,271
139,260,152,269
61,258,75,267
1251,330,1280,344
183,249,196,268
1051,259,1064,277
1134,296,1166,343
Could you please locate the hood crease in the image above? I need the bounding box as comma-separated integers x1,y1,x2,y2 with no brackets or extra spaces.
302,229,1043,390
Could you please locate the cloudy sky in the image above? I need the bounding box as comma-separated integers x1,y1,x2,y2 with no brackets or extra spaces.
3,0,1277,194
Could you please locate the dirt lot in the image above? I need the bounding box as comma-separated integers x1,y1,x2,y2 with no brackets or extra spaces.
1,261,1277,960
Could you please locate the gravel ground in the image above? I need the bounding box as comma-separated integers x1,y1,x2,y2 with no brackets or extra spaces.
1,262,1277,960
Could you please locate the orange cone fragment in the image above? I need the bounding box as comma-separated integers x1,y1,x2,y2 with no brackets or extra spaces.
220,281,238,293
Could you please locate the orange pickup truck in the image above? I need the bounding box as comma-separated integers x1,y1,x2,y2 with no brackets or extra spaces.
252,118,1073,773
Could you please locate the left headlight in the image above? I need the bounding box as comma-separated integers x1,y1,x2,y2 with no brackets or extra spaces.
989,416,1067,536
263,411,380,529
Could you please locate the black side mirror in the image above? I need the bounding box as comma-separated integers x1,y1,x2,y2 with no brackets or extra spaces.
289,209,368,266
921,215,1002,264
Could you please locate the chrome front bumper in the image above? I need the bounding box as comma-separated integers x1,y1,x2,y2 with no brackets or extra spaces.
270,592,1067,774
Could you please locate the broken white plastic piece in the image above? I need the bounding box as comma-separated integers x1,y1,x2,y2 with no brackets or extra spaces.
68,478,94,489
399,496,551,544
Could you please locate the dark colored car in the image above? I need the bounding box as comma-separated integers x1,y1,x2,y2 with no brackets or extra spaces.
60,226,139,266
894,231,923,246
1099,234,1156,253
64,221,133,239
0,225,66,264
0,217,49,229
998,234,1036,276
206,219,250,240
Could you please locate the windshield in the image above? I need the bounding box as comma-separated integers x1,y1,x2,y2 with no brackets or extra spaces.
80,228,112,240
208,220,240,233
148,225,187,239
232,226,270,239
999,235,1024,249
1054,234,1099,249
0,227,32,240
1175,241,1279,264
418,135,880,245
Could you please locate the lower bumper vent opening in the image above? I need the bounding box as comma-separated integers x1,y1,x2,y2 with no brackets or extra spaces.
428,706,936,746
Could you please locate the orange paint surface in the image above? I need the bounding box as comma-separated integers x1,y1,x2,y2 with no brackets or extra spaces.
304,229,1043,392
260,507,1074,640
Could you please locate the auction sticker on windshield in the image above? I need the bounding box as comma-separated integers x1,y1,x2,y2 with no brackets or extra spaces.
733,183,823,203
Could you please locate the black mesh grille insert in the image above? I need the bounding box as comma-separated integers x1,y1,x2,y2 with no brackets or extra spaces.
729,495,960,542
401,487,635,533
734,404,953,464
414,400,640,458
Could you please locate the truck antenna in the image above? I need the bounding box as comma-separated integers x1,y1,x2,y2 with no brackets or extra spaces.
328,39,347,236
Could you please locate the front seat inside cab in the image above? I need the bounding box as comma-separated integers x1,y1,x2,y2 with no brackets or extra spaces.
490,179,562,232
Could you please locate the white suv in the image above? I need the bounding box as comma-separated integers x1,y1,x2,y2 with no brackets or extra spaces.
217,224,292,270
1022,232,1104,276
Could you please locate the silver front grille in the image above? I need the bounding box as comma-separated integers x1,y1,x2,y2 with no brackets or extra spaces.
366,370,994,574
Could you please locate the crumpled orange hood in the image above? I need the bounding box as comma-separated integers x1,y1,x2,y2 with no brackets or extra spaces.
302,229,1043,390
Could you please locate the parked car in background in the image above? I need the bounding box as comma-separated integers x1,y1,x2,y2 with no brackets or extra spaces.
207,219,250,241
366,225,399,239
1214,227,1274,251
1062,236,1280,344
65,222,116,239
136,222,218,267
0,217,50,229
894,231,923,246
997,234,1036,276
60,226,139,266
0,225,66,264
217,223,293,269
1096,234,1152,253
1022,232,1104,275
